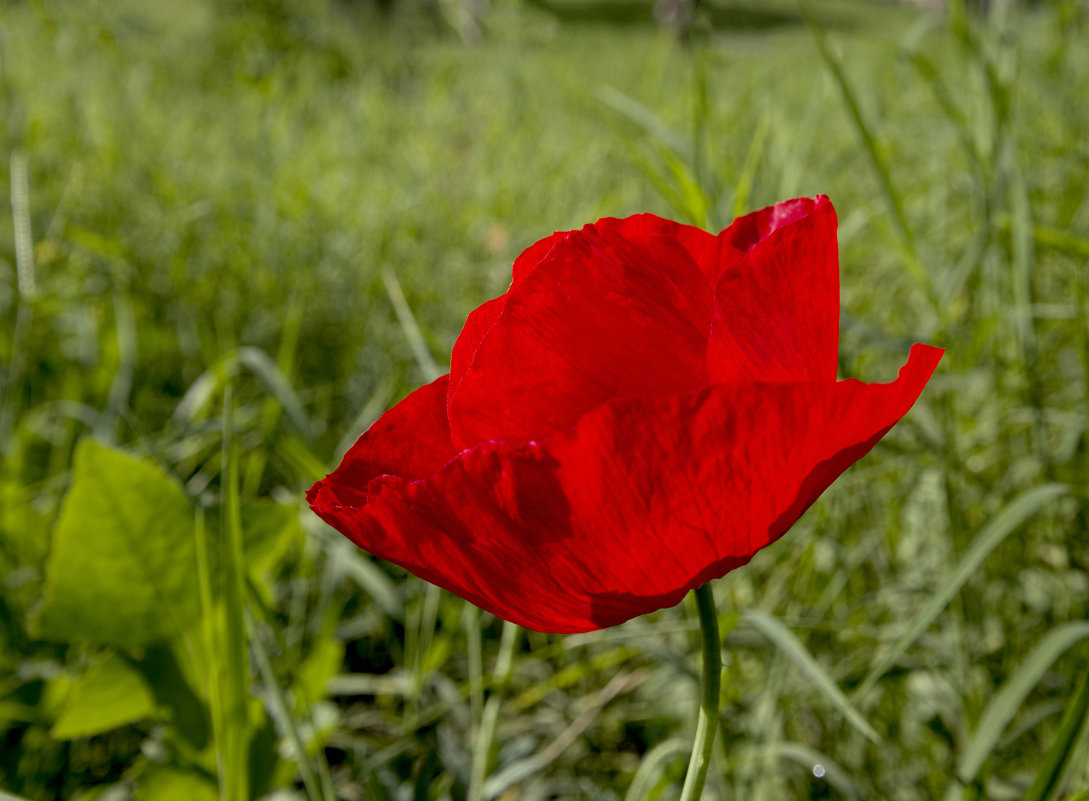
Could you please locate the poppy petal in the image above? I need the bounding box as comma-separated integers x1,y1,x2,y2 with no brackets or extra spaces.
306,375,455,511
719,196,827,257
451,217,721,399
594,214,723,281
510,229,571,285
312,344,942,633
707,195,839,384
447,223,715,449
449,231,569,400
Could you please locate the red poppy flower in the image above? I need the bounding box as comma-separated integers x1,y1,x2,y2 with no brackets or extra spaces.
308,196,942,633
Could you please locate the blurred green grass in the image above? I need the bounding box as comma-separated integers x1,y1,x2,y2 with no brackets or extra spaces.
1,0,1088,799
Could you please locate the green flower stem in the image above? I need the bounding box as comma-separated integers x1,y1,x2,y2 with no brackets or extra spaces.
680,583,722,801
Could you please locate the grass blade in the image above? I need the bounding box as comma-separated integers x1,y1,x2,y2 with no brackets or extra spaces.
956,621,1089,786
173,354,232,425
800,1,934,302
732,112,770,220
1030,225,1089,260
194,506,229,798
334,375,395,459
623,739,688,801
10,149,36,299
321,534,403,621
743,609,879,743
221,386,251,801
469,621,520,801
769,742,864,801
854,483,1070,700
598,85,691,160
244,304,303,494
247,607,334,801
482,670,641,801
464,603,485,738
381,266,443,383
237,346,315,445
1022,658,1089,801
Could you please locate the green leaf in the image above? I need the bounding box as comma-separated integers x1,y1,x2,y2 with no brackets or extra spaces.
33,439,199,648
134,766,219,801
743,609,879,743
51,652,157,739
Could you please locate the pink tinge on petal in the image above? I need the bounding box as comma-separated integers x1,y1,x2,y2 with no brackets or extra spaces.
707,195,839,384
720,196,826,256
447,222,714,449
312,344,943,633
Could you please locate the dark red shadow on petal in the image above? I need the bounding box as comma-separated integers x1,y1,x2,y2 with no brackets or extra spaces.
317,442,578,631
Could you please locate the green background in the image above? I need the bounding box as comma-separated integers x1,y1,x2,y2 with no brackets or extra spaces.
0,0,1087,799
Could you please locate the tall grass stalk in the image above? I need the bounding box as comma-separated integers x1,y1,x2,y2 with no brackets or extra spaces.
800,1,934,304
468,620,520,801
221,385,251,801
1022,657,1089,801
247,607,335,801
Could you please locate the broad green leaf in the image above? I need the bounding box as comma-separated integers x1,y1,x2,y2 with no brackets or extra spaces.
51,652,157,739
744,609,879,743
134,766,219,801
33,439,199,647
